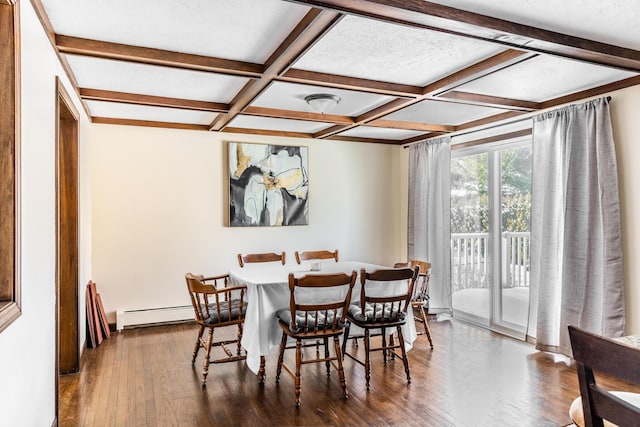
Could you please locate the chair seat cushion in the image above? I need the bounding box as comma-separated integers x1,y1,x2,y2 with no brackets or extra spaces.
276,309,344,333
347,302,406,324
569,392,640,427
203,299,247,324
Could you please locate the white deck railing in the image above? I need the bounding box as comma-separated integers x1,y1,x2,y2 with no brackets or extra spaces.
451,232,530,293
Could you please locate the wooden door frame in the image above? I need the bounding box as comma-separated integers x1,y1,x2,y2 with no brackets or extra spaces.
55,76,80,416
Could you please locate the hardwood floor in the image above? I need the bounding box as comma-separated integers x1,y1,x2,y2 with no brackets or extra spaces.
58,317,625,426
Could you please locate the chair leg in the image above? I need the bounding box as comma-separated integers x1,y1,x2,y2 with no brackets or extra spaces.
259,356,266,385
382,327,387,364
396,326,411,384
364,329,371,391
388,331,396,360
341,321,351,358
295,339,302,408
192,325,205,364
334,335,348,400
275,332,287,383
324,337,330,377
201,328,214,387
419,304,434,349
236,323,244,355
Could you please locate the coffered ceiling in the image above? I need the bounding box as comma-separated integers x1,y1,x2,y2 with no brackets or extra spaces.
34,0,640,145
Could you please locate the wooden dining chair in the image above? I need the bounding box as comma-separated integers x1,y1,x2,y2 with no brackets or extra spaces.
275,271,357,407
185,273,247,387
393,260,434,348
237,251,286,267
568,325,640,426
294,249,339,264
342,266,419,390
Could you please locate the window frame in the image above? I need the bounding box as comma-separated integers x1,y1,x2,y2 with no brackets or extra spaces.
0,0,21,333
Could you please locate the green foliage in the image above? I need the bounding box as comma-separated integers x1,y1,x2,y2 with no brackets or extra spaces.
451,146,531,233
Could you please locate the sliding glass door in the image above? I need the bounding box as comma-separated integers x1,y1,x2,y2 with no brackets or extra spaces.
451,138,531,338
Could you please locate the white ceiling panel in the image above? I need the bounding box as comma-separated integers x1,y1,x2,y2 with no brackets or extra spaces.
229,116,333,133
42,0,311,63
66,55,249,102
430,0,640,51
293,14,504,86
252,82,395,116
87,101,216,125
337,127,425,141
457,56,638,102
385,100,507,126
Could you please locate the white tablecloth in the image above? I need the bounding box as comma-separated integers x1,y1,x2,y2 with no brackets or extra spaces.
228,260,418,374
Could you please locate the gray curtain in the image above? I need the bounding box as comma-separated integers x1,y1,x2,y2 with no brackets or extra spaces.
408,136,452,313
528,97,625,355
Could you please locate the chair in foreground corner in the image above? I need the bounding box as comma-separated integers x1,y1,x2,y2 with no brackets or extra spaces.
185,273,247,387
275,271,357,407
342,266,419,390
568,325,640,426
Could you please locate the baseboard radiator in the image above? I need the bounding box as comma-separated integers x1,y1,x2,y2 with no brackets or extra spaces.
116,305,194,331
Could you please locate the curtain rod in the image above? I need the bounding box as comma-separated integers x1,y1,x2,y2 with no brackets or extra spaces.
402,95,612,149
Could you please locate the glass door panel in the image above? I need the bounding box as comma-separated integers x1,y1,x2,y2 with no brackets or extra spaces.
451,139,532,338
451,153,490,325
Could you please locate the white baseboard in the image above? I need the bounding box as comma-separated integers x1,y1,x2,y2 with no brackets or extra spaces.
116,305,193,331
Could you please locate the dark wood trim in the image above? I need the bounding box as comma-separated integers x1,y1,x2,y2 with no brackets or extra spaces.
222,127,312,139
243,106,353,124
452,128,532,151
400,132,441,145
438,91,540,111
285,0,640,71
456,111,525,131
366,119,456,132
539,75,640,110
0,0,21,333
79,88,229,112
55,35,264,77
209,9,342,131
55,76,80,377
280,68,422,96
325,135,403,145
92,117,210,131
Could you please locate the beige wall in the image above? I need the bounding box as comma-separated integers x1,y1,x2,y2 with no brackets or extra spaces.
0,1,93,425
89,125,404,321
610,84,640,333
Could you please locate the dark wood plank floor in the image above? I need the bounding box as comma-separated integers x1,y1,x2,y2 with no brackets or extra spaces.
58,317,622,426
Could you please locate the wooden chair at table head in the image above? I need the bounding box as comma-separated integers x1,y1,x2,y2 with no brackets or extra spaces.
275,271,357,407
294,249,339,264
237,252,286,268
568,326,640,427
185,273,247,387
393,259,434,349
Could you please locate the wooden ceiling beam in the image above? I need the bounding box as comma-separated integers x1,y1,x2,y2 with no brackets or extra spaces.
325,135,403,145
92,117,209,131
222,127,312,139
243,106,354,124
456,111,525,131
366,119,456,133
437,91,541,111
56,35,263,77
423,49,534,96
285,0,640,72
209,8,343,131
80,88,229,112
279,69,422,97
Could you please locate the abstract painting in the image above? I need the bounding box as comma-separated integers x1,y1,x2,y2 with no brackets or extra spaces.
228,142,309,226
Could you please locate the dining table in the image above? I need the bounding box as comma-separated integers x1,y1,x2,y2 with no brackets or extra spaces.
228,260,418,377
